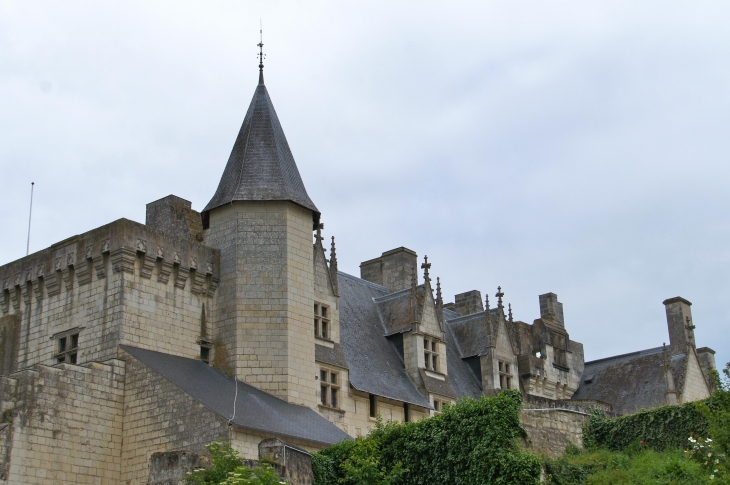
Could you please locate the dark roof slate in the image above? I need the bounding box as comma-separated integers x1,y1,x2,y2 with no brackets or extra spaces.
120,345,349,446
337,272,431,409
444,324,483,399
446,312,492,358
203,75,319,223
418,368,457,399
315,343,348,369
572,346,686,415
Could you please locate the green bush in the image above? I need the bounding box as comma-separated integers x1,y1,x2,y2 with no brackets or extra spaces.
313,390,542,485
185,441,285,485
582,402,709,452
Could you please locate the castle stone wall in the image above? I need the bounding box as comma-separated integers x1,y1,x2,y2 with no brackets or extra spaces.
0,218,219,374
0,359,125,484
120,350,229,484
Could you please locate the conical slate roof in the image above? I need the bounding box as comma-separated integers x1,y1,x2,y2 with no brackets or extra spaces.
203,73,319,227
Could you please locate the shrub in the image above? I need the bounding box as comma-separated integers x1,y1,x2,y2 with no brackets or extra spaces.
185,441,285,485
313,390,542,485
582,402,709,452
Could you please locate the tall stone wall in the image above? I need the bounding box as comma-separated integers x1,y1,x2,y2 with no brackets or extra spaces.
520,396,612,457
0,218,219,374
0,359,125,484
120,349,230,484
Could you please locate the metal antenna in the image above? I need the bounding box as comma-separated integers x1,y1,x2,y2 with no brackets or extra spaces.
26,182,35,256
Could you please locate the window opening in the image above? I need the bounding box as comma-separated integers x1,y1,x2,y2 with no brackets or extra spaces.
56,331,80,364
369,393,376,418
314,303,331,340
423,338,439,372
403,402,410,422
498,360,512,389
319,368,340,408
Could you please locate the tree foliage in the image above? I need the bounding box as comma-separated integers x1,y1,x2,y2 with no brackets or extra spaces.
313,390,542,485
185,441,285,485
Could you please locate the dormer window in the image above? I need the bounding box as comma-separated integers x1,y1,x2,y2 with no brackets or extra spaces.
498,361,512,389
314,303,330,340
423,338,439,372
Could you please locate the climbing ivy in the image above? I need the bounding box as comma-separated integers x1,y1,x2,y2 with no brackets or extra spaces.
582,401,709,452
313,390,542,485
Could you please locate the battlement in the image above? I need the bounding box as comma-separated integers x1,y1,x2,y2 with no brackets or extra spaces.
0,218,220,314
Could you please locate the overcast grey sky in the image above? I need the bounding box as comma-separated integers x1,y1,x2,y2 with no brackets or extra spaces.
1,1,728,367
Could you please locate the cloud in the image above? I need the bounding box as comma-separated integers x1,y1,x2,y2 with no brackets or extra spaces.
1,0,728,367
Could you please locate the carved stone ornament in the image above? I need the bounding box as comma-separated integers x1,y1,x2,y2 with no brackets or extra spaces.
14,273,20,286
85,245,93,259
66,251,75,266
37,265,44,278
101,239,110,253
25,270,33,282
2,278,9,290
136,238,147,253
190,257,198,270
173,252,181,264
206,263,213,275
157,246,164,259
55,256,63,270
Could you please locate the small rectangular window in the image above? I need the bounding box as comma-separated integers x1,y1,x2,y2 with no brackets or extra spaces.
433,400,441,412
369,394,376,418
404,403,410,422
319,368,340,409
314,302,331,340
498,360,512,389
56,331,80,364
423,338,439,372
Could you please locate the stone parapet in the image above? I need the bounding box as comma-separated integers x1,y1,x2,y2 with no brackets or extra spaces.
0,218,220,314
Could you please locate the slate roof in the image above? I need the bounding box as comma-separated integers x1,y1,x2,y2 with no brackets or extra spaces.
315,343,348,369
120,345,349,446
337,272,485,406
572,346,687,415
337,272,431,408
447,312,492,358
203,73,319,225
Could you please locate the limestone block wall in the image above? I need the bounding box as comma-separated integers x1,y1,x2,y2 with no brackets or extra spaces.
120,350,229,484
0,218,219,374
339,391,429,437
520,408,587,457
0,359,125,484
679,350,711,403
206,202,317,408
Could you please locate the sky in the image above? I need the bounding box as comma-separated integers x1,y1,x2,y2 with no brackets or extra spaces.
1,1,728,368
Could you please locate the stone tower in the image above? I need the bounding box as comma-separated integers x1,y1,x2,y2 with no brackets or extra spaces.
202,67,320,408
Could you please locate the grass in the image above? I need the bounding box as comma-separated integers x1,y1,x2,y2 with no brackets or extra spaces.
545,446,727,485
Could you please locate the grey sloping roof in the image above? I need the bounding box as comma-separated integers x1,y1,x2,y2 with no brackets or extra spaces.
374,288,417,335
120,345,349,446
203,74,319,223
572,346,687,415
444,324,482,399
315,343,348,369
446,312,491,358
337,272,431,408
418,368,457,399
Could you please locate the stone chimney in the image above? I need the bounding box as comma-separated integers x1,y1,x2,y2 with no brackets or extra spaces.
663,297,695,353
360,247,417,292
146,195,203,243
539,293,564,326
454,290,484,316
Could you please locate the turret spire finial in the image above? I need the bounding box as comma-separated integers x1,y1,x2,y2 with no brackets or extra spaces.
496,286,504,308
421,255,431,284
436,277,443,304
257,21,266,84
508,303,513,322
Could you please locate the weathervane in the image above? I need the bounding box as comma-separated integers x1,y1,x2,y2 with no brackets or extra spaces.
257,21,266,73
